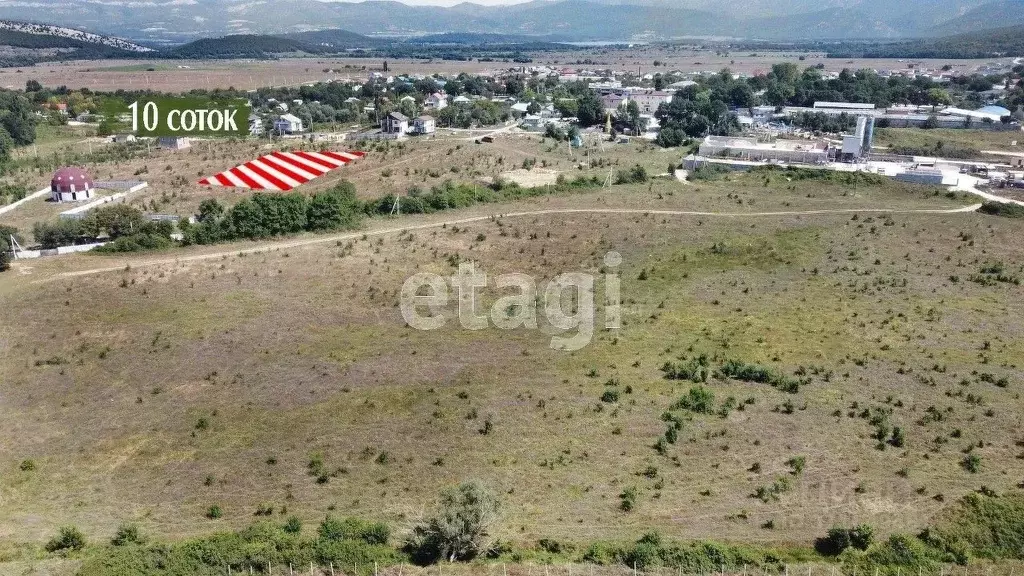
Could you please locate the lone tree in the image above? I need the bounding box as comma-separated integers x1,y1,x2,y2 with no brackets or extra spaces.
409,481,499,562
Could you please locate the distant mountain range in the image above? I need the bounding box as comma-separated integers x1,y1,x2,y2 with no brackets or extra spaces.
0,0,1022,43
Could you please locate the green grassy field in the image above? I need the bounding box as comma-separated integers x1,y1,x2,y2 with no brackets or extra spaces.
873,128,1023,159
1,149,1023,574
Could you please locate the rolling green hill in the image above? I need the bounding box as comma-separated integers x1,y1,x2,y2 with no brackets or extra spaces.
162,35,328,59
279,28,385,49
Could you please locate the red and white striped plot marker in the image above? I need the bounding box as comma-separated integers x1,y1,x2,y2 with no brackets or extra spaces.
198,150,365,191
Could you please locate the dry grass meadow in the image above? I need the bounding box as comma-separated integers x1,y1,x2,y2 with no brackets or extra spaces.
0,52,1014,93
3,126,1024,574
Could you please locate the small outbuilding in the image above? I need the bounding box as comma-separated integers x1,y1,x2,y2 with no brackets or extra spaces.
51,167,94,203
158,136,191,150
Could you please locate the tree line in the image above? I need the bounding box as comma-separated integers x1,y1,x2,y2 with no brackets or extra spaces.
34,485,1024,576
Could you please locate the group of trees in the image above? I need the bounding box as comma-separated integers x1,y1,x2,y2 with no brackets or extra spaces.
0,89,37,166
0,182,28,206
30,204,175,251
18,175,611,258
180,181,362,245
654,83,741,147
51,481,499,574
436,100,510,129
789,111,859,133
748,63,982,108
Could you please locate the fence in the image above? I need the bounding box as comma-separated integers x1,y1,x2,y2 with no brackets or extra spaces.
59,182,148,219
347,131,404,142
0,186,51,216
13,241,107,260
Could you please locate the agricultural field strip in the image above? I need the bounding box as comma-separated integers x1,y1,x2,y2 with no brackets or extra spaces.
40,203,982,281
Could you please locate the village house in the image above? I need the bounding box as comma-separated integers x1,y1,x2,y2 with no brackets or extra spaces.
274,114,304,134
381,111,409,135
627,90,674,114
413,115,436,135
249,117,264,136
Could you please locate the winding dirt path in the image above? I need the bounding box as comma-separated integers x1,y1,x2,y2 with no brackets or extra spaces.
35,203,982,282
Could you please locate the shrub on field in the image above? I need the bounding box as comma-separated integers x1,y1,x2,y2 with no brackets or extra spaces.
111,523,146,546
407,481,499,563
319,516,391,545
45,525,86,553
921,492,1024,563
687,164,731,181
615,164,649,184
979,202,1024,218
815,525,874,555
671,386,715,414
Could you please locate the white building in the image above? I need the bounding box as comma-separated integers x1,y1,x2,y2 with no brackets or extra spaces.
521,114,546,131
840,116,874,160
381,111,409,135
425,93,448,111
249,117,264,136
274,114,304,134
158,136,191,150
413,115,436,135
813,102,876,112
698,135,829,164
626,90,673,114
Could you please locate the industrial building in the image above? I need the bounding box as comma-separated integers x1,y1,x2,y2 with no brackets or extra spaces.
814,102,876,112
840,116,875,160
697,136,829,164
893,169,945,185
778,102,1020,131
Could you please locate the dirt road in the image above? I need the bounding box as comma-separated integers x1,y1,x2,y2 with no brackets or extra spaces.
31,203,982,282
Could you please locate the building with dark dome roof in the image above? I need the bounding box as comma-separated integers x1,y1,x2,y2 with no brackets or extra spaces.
51,167,94,203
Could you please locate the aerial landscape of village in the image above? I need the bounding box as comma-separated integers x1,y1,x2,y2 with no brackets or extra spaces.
0,0,1023,574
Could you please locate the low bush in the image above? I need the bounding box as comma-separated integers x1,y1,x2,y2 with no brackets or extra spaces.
979,202,1024,218
661,355,710,383
319,516,391,545
922,491,1024,562
111,523,145,546
45,525,86,553
816,525,874,555
718,360,802,393
688,163,731,181
671,386,715,414
406,481,499,563
78,520,404,576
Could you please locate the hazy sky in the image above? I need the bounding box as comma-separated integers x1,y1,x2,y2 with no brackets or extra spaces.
323,0,538,6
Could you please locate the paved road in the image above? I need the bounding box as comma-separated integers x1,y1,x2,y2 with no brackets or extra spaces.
982,150,1024,159
953,174,1024,207
33,203,982,281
